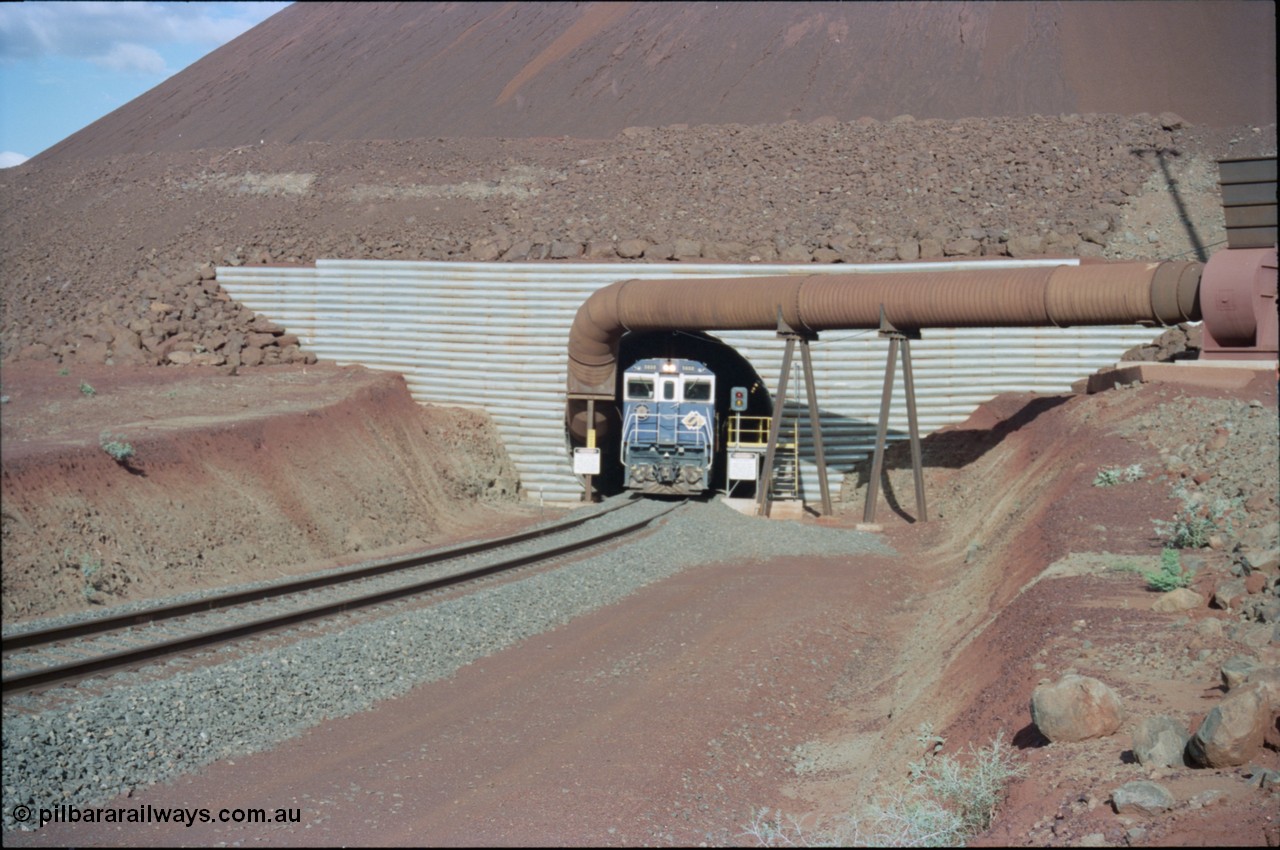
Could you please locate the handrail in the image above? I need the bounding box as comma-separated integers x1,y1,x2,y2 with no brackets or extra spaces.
726,415,796,449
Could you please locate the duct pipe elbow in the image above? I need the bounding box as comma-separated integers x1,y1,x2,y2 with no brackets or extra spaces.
566,275,810,397
567,279,632,398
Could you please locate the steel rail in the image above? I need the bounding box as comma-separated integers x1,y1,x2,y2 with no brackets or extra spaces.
2,498,679,694
3,497,640,654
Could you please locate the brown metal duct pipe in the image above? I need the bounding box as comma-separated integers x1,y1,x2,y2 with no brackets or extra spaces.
567,260,1203,399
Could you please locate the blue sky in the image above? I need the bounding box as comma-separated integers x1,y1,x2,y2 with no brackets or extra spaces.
0,1,289,167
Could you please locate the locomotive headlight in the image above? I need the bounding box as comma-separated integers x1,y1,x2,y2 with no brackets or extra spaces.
635,403,649,420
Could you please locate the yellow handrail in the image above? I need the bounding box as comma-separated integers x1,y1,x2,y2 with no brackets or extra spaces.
726,415,795,449
726,414,800,499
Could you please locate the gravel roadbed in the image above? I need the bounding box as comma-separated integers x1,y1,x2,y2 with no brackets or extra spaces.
1,497,644,643
3,497,892,831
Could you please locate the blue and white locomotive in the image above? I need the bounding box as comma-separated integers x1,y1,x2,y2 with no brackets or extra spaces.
620,358,717,495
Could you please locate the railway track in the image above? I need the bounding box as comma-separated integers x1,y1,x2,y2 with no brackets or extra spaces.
2,495,681,695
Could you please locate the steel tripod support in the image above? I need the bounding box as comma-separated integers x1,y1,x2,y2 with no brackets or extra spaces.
862,323,928,524
756,338,794,518
756,321,832,519
799,338,833,517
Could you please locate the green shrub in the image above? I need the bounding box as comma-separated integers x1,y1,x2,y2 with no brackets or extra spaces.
1143,547,1193,591
744,731,1024,847
843,795,966,847
1093,464,1144,487
1093,468,1119,487
80,555,103,601
80,554,101,580
914,731,1023,835
741,808,818,847
99,433,135,463
1153,490,1239,549
79,381,96,397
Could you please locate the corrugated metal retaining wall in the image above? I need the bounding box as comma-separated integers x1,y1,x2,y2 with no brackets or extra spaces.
216,259,1166,504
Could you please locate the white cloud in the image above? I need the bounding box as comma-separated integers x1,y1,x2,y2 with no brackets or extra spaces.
0,151,30,168
91,42,168,75
0,2,289,69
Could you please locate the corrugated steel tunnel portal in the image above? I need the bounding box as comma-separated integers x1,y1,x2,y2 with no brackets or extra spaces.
220,255,1271,505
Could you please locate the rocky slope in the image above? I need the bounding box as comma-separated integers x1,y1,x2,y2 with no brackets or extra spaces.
1,114,1273,369
35,1,1276,161
834,373,1279,847
0,363,524,620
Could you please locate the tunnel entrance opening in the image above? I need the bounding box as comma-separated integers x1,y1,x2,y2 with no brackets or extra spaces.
581,330,772,498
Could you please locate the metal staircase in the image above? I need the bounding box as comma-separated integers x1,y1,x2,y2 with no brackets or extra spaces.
768,407,801,500
725,413,800,500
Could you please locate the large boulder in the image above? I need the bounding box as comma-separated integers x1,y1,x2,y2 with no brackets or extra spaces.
1132,716,1190,767
1241,669,1280,750
548,240,584,259
671,238,702,260
779,244,813,263
1186,688,1269,768
1152,587,1204,612
583,241,617,259
1221,655,1261,691
1242,667,1280,705
1112,780,1176,815
700,241,749,261
616,238,648,259
1031,675,1124,742
1006,234,1044,258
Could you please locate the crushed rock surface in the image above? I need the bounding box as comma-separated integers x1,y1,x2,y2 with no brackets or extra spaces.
0,115,1273,367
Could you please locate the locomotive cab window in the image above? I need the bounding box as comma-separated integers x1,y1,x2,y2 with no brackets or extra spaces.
683,379,712,402
661,380,677,401
626,378,654,400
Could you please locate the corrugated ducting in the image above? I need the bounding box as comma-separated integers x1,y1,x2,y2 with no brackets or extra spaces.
216,259,1168,504
565,260,1200,397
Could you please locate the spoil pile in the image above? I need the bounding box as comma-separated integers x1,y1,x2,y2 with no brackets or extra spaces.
1,115,1273,368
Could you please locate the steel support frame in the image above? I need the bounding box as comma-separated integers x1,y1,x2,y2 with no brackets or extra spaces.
756,330,833,519
862,327,928,524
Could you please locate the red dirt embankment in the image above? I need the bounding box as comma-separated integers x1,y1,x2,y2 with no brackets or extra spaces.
0,362,529,621
834,370,1279,847
5,365,1276,847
